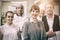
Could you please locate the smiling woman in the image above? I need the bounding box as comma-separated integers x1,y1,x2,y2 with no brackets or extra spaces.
0,11,19,40
23,4,47,40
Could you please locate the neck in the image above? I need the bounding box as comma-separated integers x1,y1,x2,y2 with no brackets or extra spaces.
6,22,12,26
16,13,21,16
33,18,38,22
48,14,53,18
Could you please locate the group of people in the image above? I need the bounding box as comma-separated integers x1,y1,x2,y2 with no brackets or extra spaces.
0,2,60,40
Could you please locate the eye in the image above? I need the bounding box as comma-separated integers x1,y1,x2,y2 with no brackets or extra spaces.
7,16,13,18
32,10,35,12
35,10,38,12
8,16,10,18
11,16,14,18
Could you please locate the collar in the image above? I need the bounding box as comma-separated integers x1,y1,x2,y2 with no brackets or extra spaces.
30,18,38,23
46,14,54,20
5,23,13,27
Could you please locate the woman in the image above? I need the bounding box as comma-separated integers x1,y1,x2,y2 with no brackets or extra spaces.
1,11,19,40
23,5,47,40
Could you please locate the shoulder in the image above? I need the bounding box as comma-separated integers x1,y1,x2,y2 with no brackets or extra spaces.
23,21,30,26
38,21,44,25
0,24,6,30
54,15,59,20
1,24,6,28
14,14,16,16
54,15,59,17
42,16,46,20
14,14,17,18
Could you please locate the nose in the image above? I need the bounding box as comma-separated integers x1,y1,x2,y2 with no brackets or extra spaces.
10,17,13,20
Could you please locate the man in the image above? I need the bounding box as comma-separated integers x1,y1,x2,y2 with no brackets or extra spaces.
42,3,60,40
13,5,28,40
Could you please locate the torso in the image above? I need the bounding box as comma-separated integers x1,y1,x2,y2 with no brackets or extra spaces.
26,21,41,40
1,24,18,40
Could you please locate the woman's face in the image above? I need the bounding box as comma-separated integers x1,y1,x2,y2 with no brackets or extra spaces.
31,9,39,19
6,13,14,24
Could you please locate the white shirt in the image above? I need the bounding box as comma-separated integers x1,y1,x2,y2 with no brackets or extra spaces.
1,23,18,40
46,15,54,31
37,16,42,21
46,15,60,40
13,14,28,31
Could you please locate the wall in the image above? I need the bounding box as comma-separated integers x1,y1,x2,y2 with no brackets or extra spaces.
0,0,35,25
0,2,1,26
0,0,60,25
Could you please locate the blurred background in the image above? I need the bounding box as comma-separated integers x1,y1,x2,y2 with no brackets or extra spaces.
0,0,60,25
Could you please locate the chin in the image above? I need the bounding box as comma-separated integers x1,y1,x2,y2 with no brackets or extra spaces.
33,17,37,19
9,21,12,23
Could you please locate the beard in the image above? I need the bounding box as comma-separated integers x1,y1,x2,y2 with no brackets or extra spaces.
47,10,53,15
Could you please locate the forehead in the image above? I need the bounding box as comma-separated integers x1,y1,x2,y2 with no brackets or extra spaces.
45,4,54,8
32,9,38,11
16,7,22,9
7,13,13,16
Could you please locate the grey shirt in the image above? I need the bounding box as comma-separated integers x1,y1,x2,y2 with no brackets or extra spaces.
23,21,47,40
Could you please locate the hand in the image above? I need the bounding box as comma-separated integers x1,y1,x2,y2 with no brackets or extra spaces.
46,31,56,37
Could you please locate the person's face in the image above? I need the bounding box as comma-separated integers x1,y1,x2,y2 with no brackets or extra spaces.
16,7,22,15
6,13,14,24
45,4,54,15
31,9,39,19
39,9,45,17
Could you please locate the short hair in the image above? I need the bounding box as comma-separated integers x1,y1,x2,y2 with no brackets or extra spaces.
5,11,14,17
45,2,54,8
16,5,24,16
16,5,23,9
30,4,40,13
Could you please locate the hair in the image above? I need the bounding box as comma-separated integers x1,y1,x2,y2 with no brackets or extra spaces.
16,5,23,9
45,2,54,8
30,4,40,13
5,11,14,17
16,5,24,16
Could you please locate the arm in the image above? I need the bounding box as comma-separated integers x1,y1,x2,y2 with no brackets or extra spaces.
59,16,60,26
22,22,30,40
55,31,60,40
40,21,47,40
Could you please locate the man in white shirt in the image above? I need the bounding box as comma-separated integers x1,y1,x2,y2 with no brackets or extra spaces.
42,2,60,40
13,5,28,40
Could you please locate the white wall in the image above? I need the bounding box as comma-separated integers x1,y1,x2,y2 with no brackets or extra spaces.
54,5,59,15
0,0,35,25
